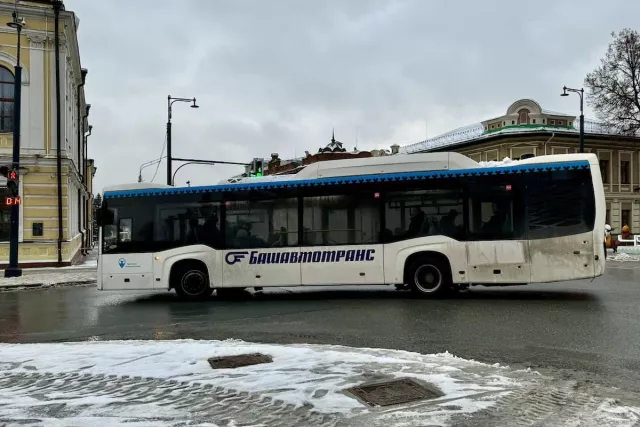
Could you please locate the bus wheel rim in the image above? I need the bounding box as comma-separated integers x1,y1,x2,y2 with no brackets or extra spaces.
414,264,442,293
181,270,207,296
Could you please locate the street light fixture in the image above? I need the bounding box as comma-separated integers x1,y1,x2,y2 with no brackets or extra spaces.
4,10,24,278
138,156,166,182
166,95,199,186
561,85,585,153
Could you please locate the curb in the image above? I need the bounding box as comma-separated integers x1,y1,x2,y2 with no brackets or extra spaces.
0,280,96,291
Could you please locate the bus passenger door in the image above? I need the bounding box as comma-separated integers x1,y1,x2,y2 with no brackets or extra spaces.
222,198,301,288
299,193,384,285
465,183,532,284
300,245,384,285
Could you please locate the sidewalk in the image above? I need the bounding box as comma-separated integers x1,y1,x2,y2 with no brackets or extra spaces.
0,250,97,290
0,339,637,426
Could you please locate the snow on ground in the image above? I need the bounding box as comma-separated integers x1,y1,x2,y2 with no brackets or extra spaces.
608,252,640,262
0,270,96,288
0,340,638,426
0,340,515,419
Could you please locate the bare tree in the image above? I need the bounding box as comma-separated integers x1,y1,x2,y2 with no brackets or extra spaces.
585,28,640,135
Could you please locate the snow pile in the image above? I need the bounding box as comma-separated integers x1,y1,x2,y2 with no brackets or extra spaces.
0,340,638,426
0,340,516,417
615,246,640,255
572,398,640,427
0,271,96,288
479,157,519,167
608,252,640,262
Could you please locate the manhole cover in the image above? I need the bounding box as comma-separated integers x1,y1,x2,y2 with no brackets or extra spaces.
345,378,443,407
207,353,272,369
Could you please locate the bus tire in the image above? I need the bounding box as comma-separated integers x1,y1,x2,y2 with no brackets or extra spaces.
406,256,451,298
172,263,213,300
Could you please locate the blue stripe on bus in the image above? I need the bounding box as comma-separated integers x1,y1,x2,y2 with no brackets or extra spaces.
104,160,590,199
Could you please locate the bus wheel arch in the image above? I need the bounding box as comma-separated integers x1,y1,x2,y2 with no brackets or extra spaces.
170,259,213,300
403,251,453,297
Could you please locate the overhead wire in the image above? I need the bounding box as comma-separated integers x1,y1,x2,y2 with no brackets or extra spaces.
150,131,168,182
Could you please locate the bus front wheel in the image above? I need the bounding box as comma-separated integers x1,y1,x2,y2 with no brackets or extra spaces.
172,264,213,300
406,256,452,298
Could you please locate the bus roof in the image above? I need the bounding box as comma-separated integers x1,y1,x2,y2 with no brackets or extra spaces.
103,152,595,199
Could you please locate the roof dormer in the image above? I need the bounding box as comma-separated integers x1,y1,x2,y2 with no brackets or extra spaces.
481,98,576,132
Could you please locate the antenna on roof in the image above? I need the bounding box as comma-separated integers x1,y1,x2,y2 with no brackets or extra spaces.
355,127,359,150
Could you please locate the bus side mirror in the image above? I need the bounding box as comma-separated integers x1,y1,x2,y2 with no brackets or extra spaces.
100,209,115,226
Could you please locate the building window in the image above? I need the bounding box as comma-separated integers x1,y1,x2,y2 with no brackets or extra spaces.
226,198,298,248
621,209,631,228
518,109,530,125
0,188,11,241
606,208,610,225
0,66,14,133
621,160,630,184
303,193,380,246
599,159,609,183
550,120,555,125
532,119,536,124
512,120,515,125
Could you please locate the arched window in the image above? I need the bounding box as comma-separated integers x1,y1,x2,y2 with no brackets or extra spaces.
0,66,14,133
517,109,530,125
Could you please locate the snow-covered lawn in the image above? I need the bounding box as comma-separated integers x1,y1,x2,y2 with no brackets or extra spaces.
0,340,638,426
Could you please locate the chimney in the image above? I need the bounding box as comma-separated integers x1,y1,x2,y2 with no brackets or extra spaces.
390,144,400,155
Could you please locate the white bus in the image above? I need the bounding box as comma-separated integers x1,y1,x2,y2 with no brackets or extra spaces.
97,152,605,300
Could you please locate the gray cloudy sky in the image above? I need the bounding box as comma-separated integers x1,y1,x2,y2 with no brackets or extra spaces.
65,0,640,193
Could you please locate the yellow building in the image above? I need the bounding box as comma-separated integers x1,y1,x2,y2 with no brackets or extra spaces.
0,0,95,268
401,98,640,233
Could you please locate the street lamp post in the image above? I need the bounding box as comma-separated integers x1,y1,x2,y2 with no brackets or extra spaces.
167,95,198,186
137,156,166,182
5,11,24,278
561,86,585,153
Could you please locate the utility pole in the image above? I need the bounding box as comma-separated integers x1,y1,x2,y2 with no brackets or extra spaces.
5,11,24,277
166,96,198,185
561,86,585,153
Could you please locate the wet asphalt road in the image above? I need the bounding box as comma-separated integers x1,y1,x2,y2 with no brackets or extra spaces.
1,263,640,396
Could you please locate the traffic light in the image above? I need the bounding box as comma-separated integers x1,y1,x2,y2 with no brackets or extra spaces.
0,166,19,204
7,168,18,196
255,158,263,177
250,158,264,177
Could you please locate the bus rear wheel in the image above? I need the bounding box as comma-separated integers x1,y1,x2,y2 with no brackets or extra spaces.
406,256,451,298
173,265,213,300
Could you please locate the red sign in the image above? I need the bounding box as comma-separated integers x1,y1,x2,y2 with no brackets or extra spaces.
5,197,20,205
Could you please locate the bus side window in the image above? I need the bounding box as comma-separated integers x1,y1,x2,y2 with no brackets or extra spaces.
467,185,525,241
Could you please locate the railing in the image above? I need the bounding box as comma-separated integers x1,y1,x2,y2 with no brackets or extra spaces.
399,118,624,154
617,235,640,247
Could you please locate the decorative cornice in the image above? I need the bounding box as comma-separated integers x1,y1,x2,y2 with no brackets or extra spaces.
26,33,48,48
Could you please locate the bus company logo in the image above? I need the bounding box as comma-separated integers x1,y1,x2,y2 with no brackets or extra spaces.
118,258,126,268
225,251,249,265
225,249,375,265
